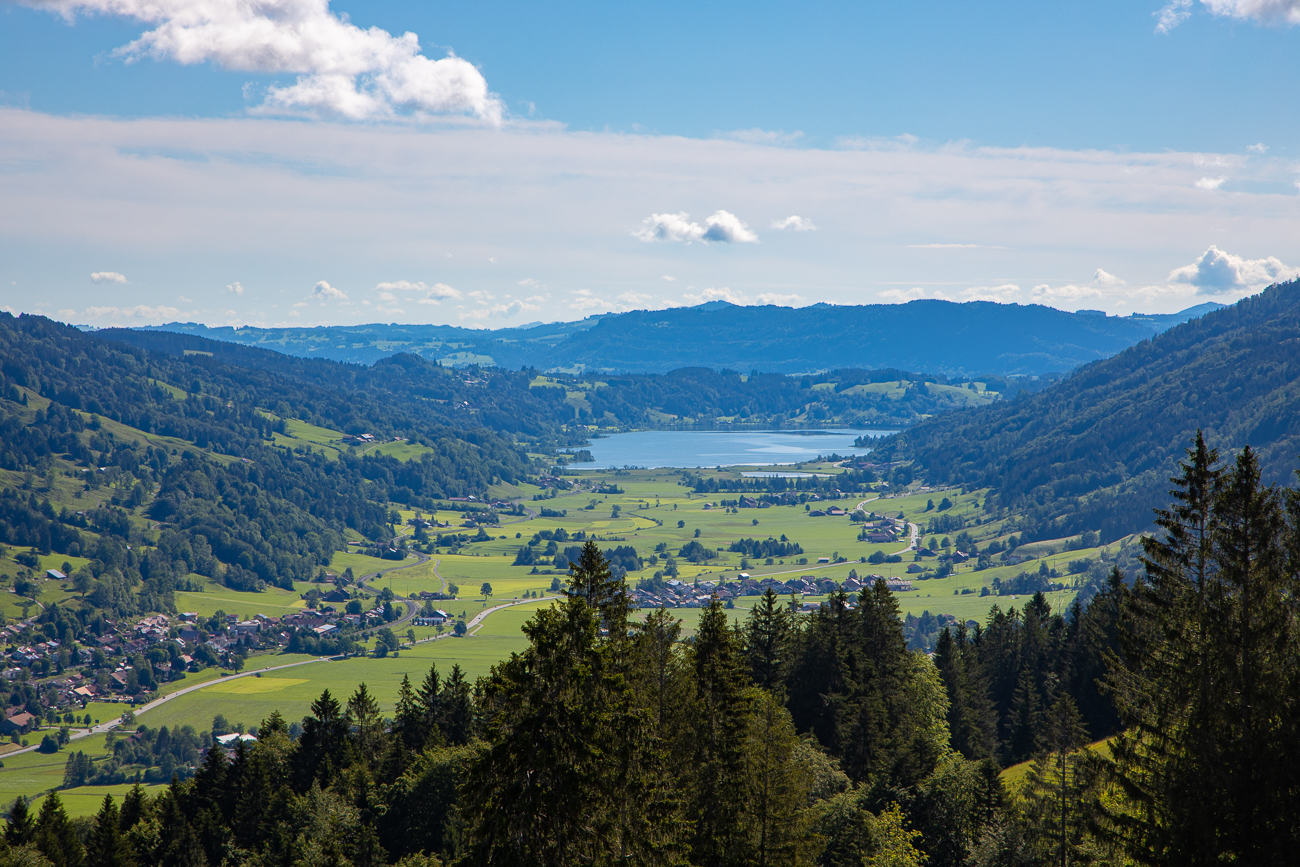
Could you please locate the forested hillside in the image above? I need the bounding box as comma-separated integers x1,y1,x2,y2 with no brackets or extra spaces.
108,328,1012,431
146,299,1222,375
0,313,533,614
873,280,1300,542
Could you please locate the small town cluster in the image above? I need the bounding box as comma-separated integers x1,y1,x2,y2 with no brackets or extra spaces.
627,572,912,610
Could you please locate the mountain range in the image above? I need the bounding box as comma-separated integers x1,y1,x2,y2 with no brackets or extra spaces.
871,280,1300,542
144,299,1224,377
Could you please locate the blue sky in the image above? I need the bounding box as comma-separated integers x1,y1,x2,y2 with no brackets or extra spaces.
1,0,1299,328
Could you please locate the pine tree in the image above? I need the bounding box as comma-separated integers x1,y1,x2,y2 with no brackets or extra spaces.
33,793,84,867
85,795,134,867
1104,438,1300,865
437,665,473,746
745,587,793,693
292,689,348,792
688,598,754,866
118,784,149,833
5,797,35,847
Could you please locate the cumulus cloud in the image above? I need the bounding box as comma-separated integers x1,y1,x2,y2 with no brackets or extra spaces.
1168,245,1300,294
771,215,817,231
661,275,677,282
1093,268,1125,286
30,0,502,121
1195,176,1227,190
226,281,244,295
1248,142,1269,153
633,210,758,244
311,280,346,300
1157,0,1300,32
568,288,656,313
90,271,127,283
376,280,460,303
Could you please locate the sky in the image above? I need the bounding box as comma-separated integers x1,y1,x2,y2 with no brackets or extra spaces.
1,0,1299,329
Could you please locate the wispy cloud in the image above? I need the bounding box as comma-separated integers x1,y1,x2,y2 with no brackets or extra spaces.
1156,0,1300,32
724,128,805,146
31,0,502,122
771,215,817,231
907,243,1003,249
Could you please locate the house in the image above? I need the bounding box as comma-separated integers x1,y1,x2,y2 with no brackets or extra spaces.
321,589,350,604
885,579,913,591
826,507,846,517
46,569,66,581
0,712,35,735
817,557,831,564
906,563,924,574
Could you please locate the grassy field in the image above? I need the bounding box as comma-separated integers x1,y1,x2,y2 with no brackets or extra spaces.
0,462,1121,812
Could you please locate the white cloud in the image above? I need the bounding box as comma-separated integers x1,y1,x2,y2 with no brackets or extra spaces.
661,275,677,282
962,284,1022,303
1156,0,1194,32
458,298,540,320
725,129,804,146
1029,282,1104,304
879,287,953,302
771,215,817,231
1247,142,1269,153
1195,176,1227,190
1157,1,1300,32
1092,268,1125,287
226,281,244,295
679,287,804,307
33,0,502,122
1168,245,1300,294
81,304,183,321
633,210,758,244
90,271,127,283
1202,0,1300,26
311,280,347,300
376,280,460,303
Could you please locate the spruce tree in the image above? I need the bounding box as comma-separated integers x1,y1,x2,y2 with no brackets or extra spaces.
85,795,134,867
745,587,793,693
5,797,35,847
33,793,83,867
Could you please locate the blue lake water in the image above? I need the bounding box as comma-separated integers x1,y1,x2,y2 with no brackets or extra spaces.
572,428,892,469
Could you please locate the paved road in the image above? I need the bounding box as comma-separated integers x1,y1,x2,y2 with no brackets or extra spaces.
1,656,332,758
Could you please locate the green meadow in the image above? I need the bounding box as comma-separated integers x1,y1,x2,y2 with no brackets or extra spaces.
1,463,1118,810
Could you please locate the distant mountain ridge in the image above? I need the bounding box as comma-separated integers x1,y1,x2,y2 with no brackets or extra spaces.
870,282,1300,542
144,299,1222,376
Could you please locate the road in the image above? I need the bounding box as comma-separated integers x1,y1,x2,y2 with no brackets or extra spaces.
1,656,332,758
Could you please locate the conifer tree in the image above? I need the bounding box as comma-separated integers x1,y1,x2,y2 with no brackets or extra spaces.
745,587,793,693
4,797,35,847
33,793,83,867
85,795,134,867
688,598,753,866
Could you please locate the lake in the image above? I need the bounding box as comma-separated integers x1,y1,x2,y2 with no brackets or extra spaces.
572,428,892,470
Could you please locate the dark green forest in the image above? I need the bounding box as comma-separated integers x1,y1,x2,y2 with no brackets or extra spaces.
7,437,1299,867
873,279,1300,543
